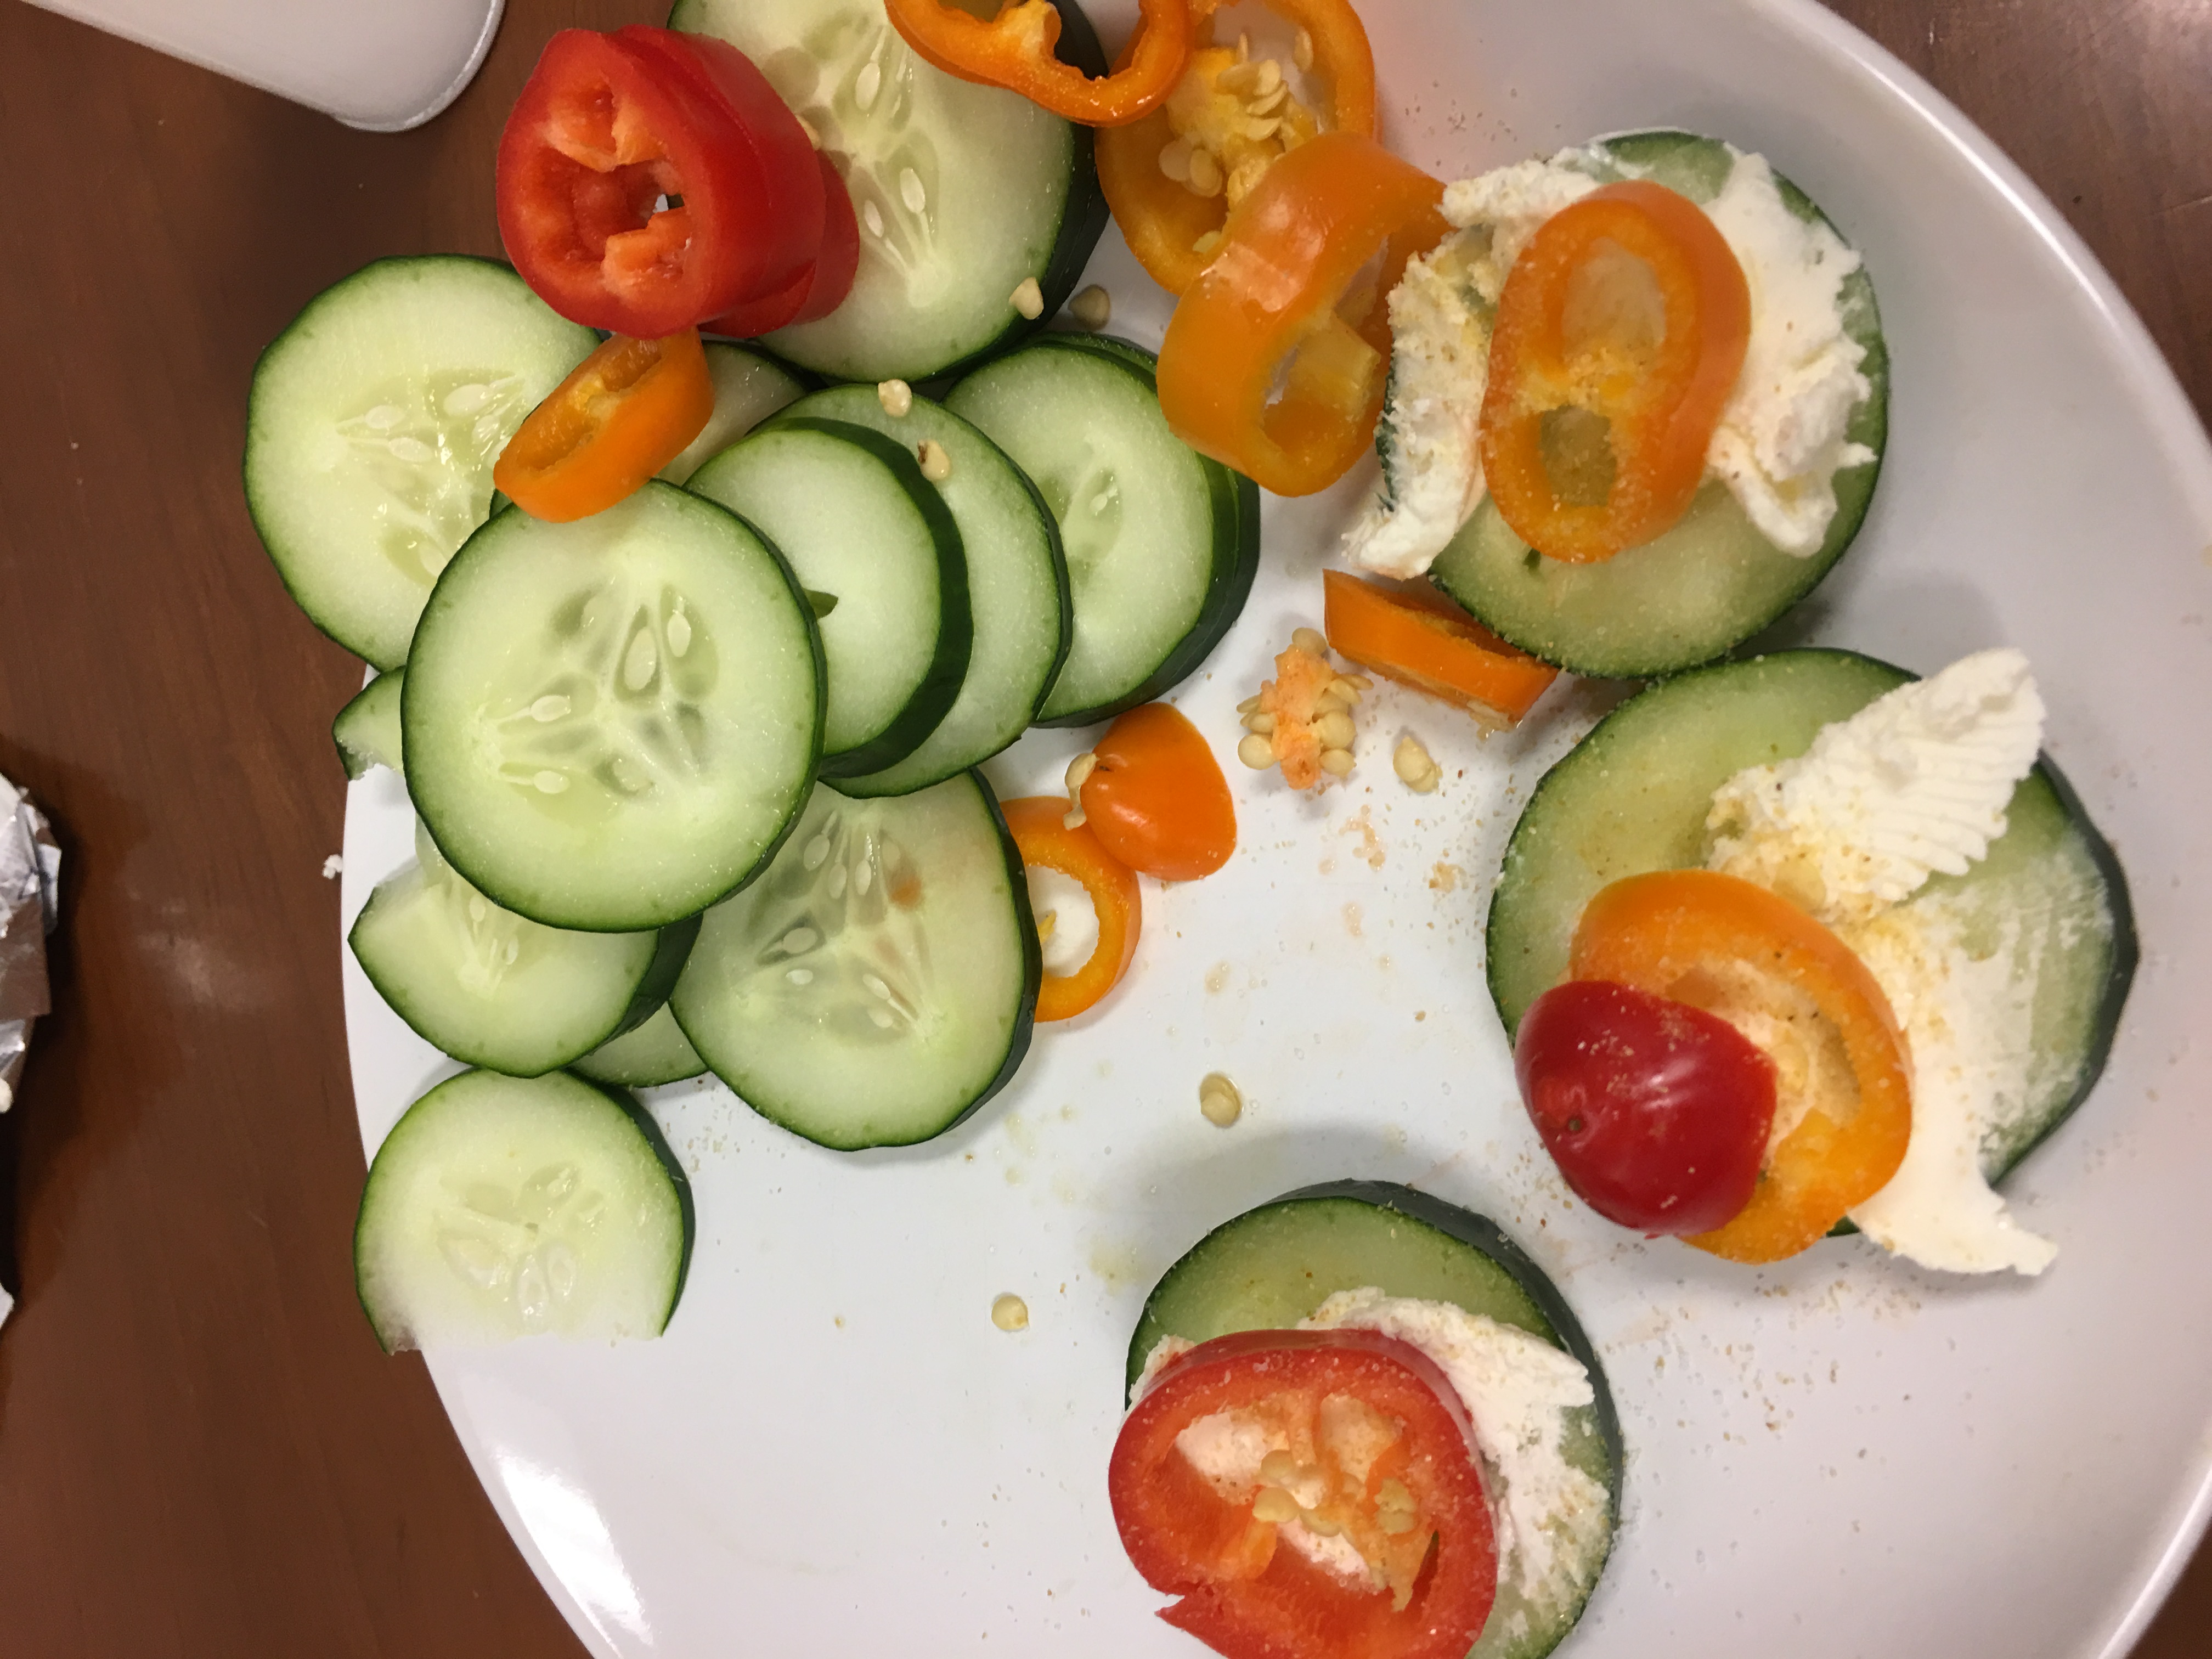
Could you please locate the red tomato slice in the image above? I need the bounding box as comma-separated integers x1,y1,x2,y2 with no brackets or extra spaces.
1110,1328,1497,1659
495,28,821,337
1514,979,1776,1235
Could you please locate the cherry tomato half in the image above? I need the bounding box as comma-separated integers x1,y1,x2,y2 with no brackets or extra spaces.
1514,979,1776,1237
1077,704,1236,881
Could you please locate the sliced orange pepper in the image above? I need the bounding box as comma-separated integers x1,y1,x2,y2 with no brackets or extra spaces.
883,0,1190,126
1075,704,1235,881
1321,571,1559,729
1567,870,1912,1265
1002,796,1142,1022
1096,0,1376,295
1479,181,1750,563
494,329,714,522
1158,132,1446,497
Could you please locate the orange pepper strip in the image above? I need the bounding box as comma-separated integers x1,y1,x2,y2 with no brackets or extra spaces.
1567,870,1913,1264
1479,181,1750,563
1096,0,1376,295
1002,797,1142,1022
883,0,1190,127
1321,571,1559,729
1077,704,1236,881
1158,133,1446,496
494,329,714,523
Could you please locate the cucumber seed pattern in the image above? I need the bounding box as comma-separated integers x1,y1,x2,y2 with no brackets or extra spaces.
337,371,530,589
435,1160,607,1330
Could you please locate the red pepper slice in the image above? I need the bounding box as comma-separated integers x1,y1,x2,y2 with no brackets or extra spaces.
1478,180,1751,563
496,28,822,337
1110,1328,1497,1659
706,150,861,338
884,0,1192,126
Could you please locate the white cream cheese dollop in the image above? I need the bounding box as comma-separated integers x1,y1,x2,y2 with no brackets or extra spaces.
1346,142,1874,578
1703,649,2056,1274
1132,1290,1609,1613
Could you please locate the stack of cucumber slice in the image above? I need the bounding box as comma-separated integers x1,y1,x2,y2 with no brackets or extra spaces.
250,224,1252,1231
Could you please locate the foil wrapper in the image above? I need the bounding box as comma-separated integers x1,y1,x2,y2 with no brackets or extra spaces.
0,775,59,1333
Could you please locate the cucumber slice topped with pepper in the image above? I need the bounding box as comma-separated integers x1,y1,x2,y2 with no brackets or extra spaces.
1427,132,1888,678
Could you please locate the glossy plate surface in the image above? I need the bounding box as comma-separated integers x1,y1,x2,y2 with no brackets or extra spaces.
342,1,2212,1652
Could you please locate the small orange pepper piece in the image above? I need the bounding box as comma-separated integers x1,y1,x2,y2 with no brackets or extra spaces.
493,329,714,522
1002,796,1142,1022
1479,181,1751,563
1321,571,1559,729
883,0,1191,127
1568,869,1913,1264
1077,704,1235,881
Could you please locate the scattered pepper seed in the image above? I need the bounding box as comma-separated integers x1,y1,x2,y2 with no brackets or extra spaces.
1068,284,1112,331
1237,733,1277,770
1199,1072,1244,1127
1393,733,1443,793
991,1293,1030,1331
1010,277,1045,319
918,439,953,482
877,379,913,417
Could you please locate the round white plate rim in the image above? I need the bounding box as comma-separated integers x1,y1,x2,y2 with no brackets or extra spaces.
334,0,2212,1654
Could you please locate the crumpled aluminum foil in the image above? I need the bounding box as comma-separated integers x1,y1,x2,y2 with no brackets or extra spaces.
0,775,59,1332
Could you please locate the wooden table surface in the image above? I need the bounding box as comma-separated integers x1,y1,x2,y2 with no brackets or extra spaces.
0,0,2206,1652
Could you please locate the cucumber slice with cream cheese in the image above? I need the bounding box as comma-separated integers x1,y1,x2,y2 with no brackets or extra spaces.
1427,132,1888,678
1486,649,2135,1189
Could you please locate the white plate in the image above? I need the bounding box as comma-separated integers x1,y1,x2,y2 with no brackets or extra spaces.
342,1,2212,1653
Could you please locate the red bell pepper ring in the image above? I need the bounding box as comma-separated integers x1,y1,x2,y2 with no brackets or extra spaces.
496,28,823,337
706,150,861,337
1110,1328,1498,1659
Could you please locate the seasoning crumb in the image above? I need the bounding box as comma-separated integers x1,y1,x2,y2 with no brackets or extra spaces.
1010,277,1045,319
1068,284,1112,331
1199,1072,1244,1127
991,1293,1030,1331
877,378,913,417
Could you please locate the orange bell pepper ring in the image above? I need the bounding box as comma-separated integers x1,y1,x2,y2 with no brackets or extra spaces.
1096,0,1377,295
883,0,1191,126
493,329,714,523
1158,132,1446,497
1568,870,1913,1265
1321,571,1559,729
1479,180,1751,563
1074,704,1235,881
1002,796,1142,1022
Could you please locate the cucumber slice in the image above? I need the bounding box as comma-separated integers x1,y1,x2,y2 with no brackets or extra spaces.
1428,132,1888,678
349,822,697,1077
571,1004,708,1089
335,670,404,780
354,1068,693,1352
659,342,808,486
946,337,1257,726
686,419,971,777
671,774,1040,1149
405,483,823,932
670,0,1109,382
774,386,1071,797
246,256,596,669
1128,1182,1621,1659
1486,649,2136,1188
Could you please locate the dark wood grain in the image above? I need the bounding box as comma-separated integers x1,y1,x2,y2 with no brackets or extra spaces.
0,1,2204,1654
